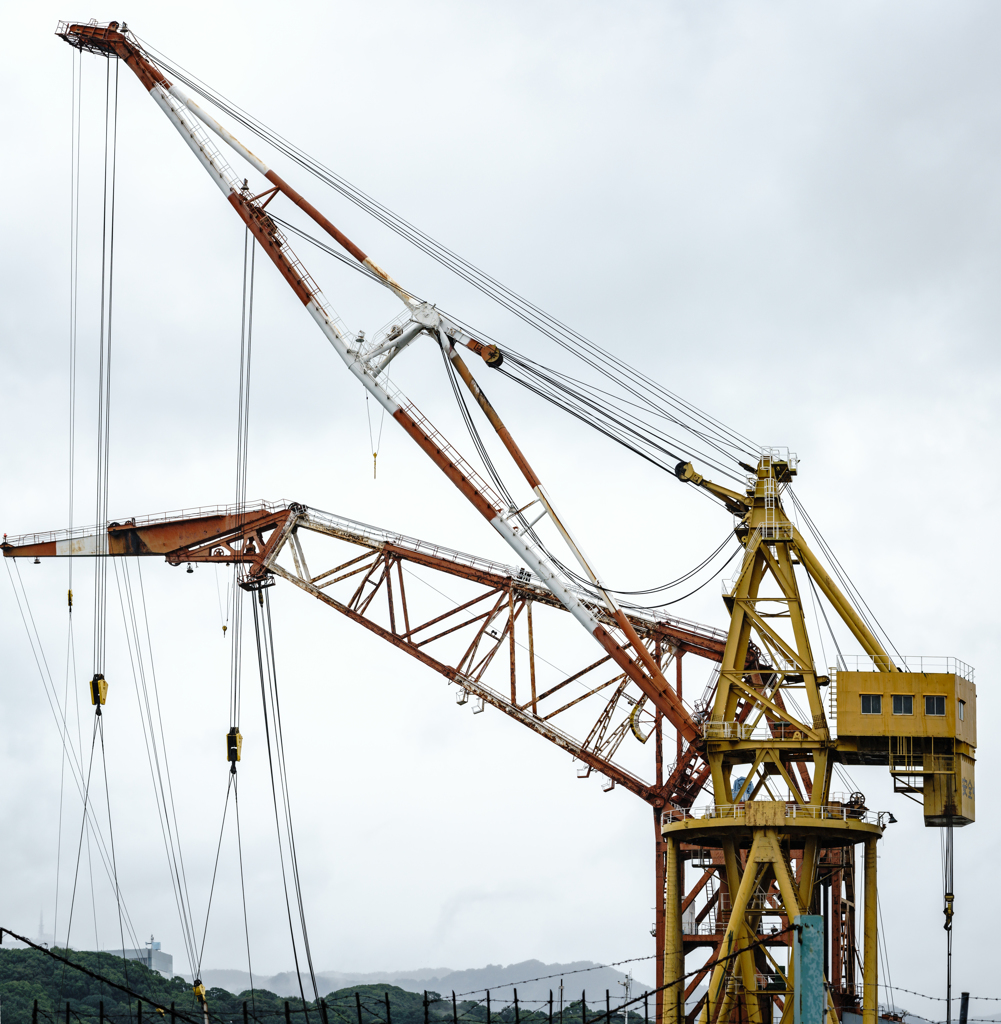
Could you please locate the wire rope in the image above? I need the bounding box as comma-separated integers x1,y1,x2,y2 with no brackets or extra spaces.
196,773,234,978
262,590,320,1007
787,489,903,666
97,710,134,1019
134,39,759,478
233,773,257,1018
91,56,118,683
251,590,318,1012
57,43,85,952
112,559,200,976
62,714,100,952
5,560,140,950
269,209,746,486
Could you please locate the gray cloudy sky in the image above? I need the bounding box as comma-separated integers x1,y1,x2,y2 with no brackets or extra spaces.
2,0,1000,1008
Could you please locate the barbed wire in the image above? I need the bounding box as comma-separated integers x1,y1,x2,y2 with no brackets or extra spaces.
453,956,657,998
889,988,1001,1003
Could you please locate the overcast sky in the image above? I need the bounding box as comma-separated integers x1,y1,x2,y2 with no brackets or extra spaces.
2,0,1000,1010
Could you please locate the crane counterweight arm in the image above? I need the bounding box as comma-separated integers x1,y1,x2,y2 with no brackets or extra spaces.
674,461,750,516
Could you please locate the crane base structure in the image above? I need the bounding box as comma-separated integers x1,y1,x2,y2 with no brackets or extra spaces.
662,813,880,1024
662,451,975,1024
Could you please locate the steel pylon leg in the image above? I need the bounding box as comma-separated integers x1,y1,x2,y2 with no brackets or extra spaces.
863,839,878,1024
665,835,684,1024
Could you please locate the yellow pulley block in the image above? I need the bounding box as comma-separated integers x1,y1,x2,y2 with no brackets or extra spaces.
227,727,242,764
628,696,653,743
192,980,206,1002
90,674,108,706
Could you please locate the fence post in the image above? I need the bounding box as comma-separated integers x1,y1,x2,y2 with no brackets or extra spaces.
171,1003,175,1024
66,1001,71,1024
486,991,490,1024
644,992,648,1024
138,1000,143,1024
424,991,429,1024
582,992,587,1024
384,992,392,1024
244,1002,249,1024
285,1001,292,1024
605,991,610,1024
356,993,363,1024
33,1000,38,1024
960,993,970,1024
100,1002,104,1024
549,991,553,1024
514,989,520,1024
321,999,330,1024
452,992,458,1024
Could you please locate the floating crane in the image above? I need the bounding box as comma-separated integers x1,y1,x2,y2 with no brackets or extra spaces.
5,20,977,1024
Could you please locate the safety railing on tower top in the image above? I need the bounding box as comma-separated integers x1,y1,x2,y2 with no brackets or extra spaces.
834,654,974,681
663,803,891,827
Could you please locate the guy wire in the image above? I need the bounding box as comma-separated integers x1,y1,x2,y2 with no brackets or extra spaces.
251,590,317,1012
196,773,234,979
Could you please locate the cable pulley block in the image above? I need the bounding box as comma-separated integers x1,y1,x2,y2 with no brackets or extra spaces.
226,727,242,764
90,673,108,706
465,338,504,368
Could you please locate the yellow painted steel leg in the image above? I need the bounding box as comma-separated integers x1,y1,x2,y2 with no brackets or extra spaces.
665,835,684,1024
704,861,757,1021
863,839,878,1024
798,837,819,911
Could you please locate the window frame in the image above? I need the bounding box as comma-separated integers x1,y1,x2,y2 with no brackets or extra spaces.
860,694,882,715
925,694,946,717
891,694,914,716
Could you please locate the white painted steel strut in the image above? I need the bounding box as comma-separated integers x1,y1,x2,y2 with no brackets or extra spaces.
57,23,698,741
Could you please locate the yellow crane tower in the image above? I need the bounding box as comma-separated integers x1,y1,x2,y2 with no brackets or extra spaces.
665,452,976,1024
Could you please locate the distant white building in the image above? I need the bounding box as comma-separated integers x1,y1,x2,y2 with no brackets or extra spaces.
105,936,173,978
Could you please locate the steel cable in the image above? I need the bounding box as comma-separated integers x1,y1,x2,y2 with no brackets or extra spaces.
251,590,318,1012
134,39,758,476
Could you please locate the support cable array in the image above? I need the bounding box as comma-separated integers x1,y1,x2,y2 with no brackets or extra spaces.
134,38,758,485
251,586,319,1011
112,558,200,978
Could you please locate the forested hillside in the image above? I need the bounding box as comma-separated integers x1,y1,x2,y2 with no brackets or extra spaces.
0,950,637,1024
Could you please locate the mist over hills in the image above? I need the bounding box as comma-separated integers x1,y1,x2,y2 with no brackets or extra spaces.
196,961,652,1004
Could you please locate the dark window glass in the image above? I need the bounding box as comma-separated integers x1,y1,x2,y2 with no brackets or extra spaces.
958,700,965,721
861,694,881,715
926,695,946,716
892,694,913,715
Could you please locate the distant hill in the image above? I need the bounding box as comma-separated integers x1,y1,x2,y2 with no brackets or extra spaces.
197,960,653,1005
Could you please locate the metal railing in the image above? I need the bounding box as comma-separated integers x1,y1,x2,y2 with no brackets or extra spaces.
835,654,974,681
702,719,812,741
663,802,890,827
4,500,291,549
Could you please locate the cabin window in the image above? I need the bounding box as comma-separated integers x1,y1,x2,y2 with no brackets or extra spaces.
958,699,965,721
861,694,881,715
926,695,946,716
892,694,913,715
